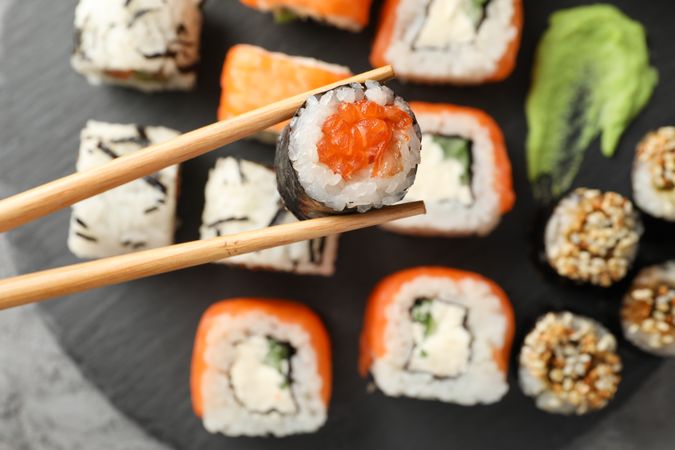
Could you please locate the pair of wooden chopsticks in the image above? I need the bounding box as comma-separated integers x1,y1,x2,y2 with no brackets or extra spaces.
0,66,426,311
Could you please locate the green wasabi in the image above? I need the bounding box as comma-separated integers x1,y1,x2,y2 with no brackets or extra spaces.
526,4,658,201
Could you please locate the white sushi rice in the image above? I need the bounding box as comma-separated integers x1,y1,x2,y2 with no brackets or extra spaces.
288,81,421,212
71,0,202,92
199,311,326,437
370,275,509,404
382,110,503,236
383,0,517,83
200,158,338,275
68,121,179,259
632,127,675,221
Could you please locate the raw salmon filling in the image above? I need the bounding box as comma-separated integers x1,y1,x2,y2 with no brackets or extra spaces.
317,100,412,180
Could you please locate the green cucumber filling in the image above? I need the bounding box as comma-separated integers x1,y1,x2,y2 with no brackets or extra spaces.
411,298,438,338
433,135,473,186
407,298,472,378
414,0,491,49
273,8,298,24
264,337,293,389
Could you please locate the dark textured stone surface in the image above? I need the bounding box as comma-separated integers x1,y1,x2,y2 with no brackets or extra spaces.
1,0,674,449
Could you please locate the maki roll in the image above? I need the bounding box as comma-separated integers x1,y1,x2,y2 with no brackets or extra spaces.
621,262,675,357
544,188,642,287
370,0,523,84
519,312,622,415
68,121,180,259
359,267,514,404
238,0,373,31
218,44,352,143
632,127,675,221
200,157,339,275
191,298,331,436
382,102,515,236
71,0,203,92
276,81,422,219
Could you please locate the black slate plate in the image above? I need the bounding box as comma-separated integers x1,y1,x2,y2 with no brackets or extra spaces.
2,0,675,449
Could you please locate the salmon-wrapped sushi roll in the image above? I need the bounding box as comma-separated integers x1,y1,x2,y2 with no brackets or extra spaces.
191,299,331,437
382,102,514,236
218,44,352,143
239,0,373,31
276,81,422,219
359,267,514,404
371,0,523,84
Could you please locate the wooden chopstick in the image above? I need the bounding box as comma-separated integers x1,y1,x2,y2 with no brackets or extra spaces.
0,201,425,311
0,66,395,233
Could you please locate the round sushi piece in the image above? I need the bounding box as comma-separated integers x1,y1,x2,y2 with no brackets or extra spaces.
621,262,675,357
359,267,515,405
632,127,675,221
381,102,515,236
544,188,642,287
519,312,622,415
191,298,331,437
276,81,422,219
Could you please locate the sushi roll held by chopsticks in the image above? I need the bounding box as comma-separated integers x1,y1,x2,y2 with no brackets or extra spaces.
359,267,515,405
276,81,422,219
191,299,331,437
71,0,203,92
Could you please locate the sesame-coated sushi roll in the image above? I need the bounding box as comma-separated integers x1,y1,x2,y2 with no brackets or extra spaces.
621,262,675,357
632,127,675,221
382,102,515,236
191,299,331,437
276,81,421,219
544,188,642,287
371,0,523,84
239,0,373,31
68,121,180,258
218,45,352,143
519,312,622,415
200,158,339,275
71,0,203,92
359,267,515,404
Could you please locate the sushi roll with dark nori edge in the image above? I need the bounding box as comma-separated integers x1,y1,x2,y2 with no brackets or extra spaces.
68,121,180,259
519,312,622,415
199,157,339,275
632,127,675,221
381,102,515,236
359,267,515,404
621,262,675,357
544,188,642,287
191,298,331,437
276,81,422,219
71,0,203,92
